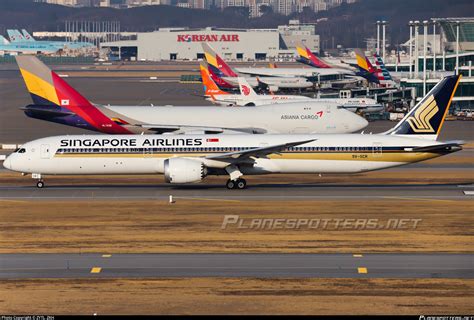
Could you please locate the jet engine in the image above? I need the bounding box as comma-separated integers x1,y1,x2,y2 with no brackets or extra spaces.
164,158,207,184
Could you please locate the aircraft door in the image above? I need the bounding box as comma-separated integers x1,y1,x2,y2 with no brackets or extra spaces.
372,143,383,158
40,144,51,159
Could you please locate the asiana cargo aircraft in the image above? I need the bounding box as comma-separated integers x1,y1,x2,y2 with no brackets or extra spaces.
15,56,367,135
4,75,462,189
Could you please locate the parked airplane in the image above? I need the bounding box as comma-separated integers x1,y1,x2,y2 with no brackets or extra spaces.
200,62,311,106
7,29,94,50
0,36,59,55
4,75,461,189
202,43,314,91
201,62,384,113
372,53,397,87
15,56,367,135
353,49,396,86
295,43,355,76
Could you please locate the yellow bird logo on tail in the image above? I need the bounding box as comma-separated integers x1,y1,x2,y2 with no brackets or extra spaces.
406,95,439,133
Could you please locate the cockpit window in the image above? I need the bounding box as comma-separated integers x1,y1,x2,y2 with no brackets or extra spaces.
18,148,26,153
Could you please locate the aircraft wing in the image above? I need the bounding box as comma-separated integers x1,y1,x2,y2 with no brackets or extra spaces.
138,124,267,134
206,139,316,161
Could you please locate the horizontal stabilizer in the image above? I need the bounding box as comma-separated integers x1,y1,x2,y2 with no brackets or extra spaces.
412,142,464,153
20,105,76,117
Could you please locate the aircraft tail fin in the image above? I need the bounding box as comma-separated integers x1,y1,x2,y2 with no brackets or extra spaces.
237,77,258,97
296,43,331,68
385,75,461,140
354,48,381,84
354,49,376,73
373,53,394,84
7,29,24,42
199,62,229,96
21,29,36,42
0,35,10,45
201,42,238,78
15,56,130,134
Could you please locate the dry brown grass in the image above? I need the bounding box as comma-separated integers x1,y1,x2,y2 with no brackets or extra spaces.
0,168,473,186
1,199,472,253
0,278,472,314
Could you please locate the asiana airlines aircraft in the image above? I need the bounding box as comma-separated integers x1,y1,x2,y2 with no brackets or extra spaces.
4,75,462,189
15,56,367,135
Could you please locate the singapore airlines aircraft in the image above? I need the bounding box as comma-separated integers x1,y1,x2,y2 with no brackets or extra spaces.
201,62,383,113
15,56,367,135
4,75,462,189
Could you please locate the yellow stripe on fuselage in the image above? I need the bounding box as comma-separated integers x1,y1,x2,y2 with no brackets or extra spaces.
19,68,59,105
54,152,442,163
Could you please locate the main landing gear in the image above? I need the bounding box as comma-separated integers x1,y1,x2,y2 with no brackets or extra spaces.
36,180,45,188
226,178,247,190
225,165,247,189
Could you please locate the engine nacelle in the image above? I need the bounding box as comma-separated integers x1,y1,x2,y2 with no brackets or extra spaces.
164,158,207,184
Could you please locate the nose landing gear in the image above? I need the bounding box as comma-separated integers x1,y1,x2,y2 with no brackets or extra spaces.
32,173,44,188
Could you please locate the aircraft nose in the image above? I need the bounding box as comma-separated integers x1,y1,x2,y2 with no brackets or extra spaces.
3,155,11,170
349,112,369,132
356,115,369,131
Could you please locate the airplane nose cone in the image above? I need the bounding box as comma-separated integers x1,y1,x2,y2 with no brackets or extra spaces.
345,110,368,132
3,156,11,170
356,115,369,131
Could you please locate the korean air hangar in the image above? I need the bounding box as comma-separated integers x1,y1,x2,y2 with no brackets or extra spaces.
100,23,320,61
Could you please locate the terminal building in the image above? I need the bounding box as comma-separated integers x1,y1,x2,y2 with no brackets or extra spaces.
396,17,474,109
100,21,320,61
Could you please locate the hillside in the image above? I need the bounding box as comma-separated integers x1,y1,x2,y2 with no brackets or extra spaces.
0,0,472,48
306,0,474,49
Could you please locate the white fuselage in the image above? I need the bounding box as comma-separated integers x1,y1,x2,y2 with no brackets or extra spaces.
207,95,383,112
223,76,313,89
99,102,368,134
235,67,352,78
4,134,449,178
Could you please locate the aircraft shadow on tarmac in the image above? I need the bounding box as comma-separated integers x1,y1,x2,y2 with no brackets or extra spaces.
8,182,469,190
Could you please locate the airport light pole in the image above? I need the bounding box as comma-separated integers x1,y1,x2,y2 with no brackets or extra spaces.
382,21,387,63
432,21,437,76
408,21,413,78
456,21,460,75
414,21,420,78
423,20,428,96
376,21,380,55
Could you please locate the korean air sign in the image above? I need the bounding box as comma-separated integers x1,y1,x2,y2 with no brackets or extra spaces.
177,34,240,42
